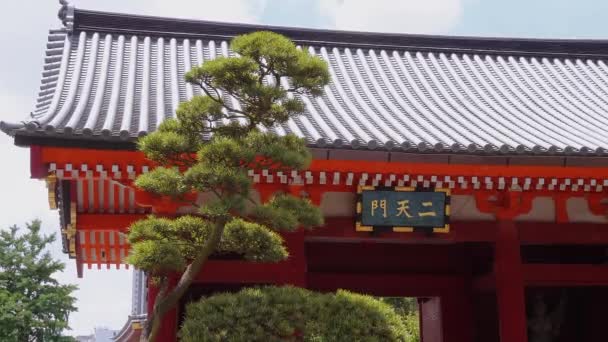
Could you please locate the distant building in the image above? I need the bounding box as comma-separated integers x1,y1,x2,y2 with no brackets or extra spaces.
114,269,147,342
76,328,118,342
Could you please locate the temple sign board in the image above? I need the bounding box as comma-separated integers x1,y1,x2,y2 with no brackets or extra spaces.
356,186,450,233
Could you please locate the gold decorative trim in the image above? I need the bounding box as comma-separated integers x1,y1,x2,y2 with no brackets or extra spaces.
355,221,373,232
355,186,451,234
433,224,450,234
46,175,58,210
62,224,77,257
65,202,78,257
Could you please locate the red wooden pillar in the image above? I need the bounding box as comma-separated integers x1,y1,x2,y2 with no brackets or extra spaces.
495,220,528,342
279,230,307,287
441,288,475,342
146,277,179,342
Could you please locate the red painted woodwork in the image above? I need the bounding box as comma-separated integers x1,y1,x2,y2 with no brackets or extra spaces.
587,194,608,217
73,214,608,272
495,220,528,342
30,145,46,179
134,189,198,214
307,273,466,297
517,222,608,245
34,146,608,182
147,277,178,342
78,214,146,230
311,218,608,245
31,145,608,341
192,261,289,284
475,264,608,292
523,264,608,286
475,191,534,220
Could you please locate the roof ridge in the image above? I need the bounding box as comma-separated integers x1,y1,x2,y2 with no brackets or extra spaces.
69,8,608,58
57,0,74,31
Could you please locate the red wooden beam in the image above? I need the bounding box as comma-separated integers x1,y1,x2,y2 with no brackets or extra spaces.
307,217,498,244
78,214,147,231
75,215,608,246
518,221,608,245
523,264,608,286
193,261,292,284
309,218,608,245
37,146,608,180
307,273,468,297
474,264,608,292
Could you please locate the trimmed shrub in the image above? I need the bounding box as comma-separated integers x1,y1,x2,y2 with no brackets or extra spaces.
180,286,410,342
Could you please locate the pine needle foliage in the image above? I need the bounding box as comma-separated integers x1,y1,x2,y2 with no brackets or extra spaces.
180,286,410,342
125,31,330,342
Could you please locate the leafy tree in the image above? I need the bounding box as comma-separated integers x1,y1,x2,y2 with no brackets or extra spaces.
180,286,410,341
126,31,330,341
380,298,420,342
0,220,78,341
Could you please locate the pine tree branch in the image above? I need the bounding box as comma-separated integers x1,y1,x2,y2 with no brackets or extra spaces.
144,219,227,342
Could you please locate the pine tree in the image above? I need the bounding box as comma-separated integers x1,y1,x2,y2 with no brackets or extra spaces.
126,31,331,341
0,220,78,341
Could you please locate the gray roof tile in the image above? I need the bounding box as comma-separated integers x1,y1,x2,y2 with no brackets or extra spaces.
4,5,608,156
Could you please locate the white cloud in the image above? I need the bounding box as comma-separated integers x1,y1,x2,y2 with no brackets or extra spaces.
318,0,463,34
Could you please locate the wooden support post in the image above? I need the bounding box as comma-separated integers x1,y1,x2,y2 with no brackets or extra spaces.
147,277,178,342
279,230,307,287
495,220,528,342
30,145,46,179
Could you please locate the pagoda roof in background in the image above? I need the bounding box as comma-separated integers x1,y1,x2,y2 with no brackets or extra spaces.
4,2,608,155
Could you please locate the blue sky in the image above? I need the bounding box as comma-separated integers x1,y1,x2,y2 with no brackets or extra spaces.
1,0,608,336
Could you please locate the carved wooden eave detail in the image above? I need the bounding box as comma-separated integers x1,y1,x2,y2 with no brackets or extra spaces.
61,202,77,257
46,174,58,210
475,190,534,220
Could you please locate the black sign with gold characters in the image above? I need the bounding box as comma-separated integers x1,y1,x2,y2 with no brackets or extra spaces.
356,186,450,233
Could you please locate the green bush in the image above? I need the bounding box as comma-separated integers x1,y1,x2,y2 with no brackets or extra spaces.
179,286,410,342
379,298,420,342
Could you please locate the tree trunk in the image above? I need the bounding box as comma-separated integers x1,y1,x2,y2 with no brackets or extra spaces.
140,219,227,342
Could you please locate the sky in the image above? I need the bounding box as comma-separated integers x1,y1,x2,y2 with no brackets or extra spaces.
2,0,608,336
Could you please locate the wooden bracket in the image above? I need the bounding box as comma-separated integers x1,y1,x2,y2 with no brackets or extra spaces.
475,190,533,220
587,194,608,217
134,189,197,214
554,193,570,223
287,185,323,206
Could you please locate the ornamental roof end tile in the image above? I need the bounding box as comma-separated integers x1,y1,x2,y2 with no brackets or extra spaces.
4,2,608,157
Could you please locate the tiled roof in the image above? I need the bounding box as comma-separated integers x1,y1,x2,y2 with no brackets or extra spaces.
4,3,608,155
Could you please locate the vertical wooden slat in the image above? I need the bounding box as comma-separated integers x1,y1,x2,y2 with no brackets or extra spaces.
76,179,84,213
96,231,102,270
81,232,89,270
104,231,111,269
91,178,99,213
87,231,94,270
103,180,110,213
114,231,122,269
114,182,121,214
82,179,90,213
